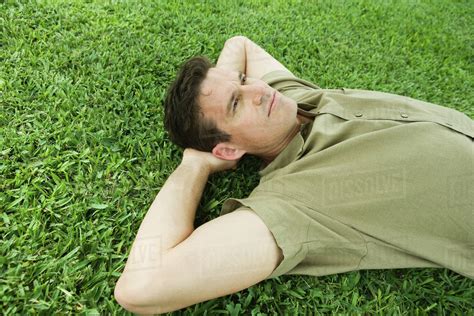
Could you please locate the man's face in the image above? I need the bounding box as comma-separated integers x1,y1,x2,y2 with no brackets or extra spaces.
198,68,300,156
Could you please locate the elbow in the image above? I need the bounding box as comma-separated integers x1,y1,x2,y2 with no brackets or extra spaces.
114,279,151,314
226,35,248,45
114,275,169,315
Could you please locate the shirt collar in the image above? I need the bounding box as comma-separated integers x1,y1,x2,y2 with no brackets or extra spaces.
259,108,315,179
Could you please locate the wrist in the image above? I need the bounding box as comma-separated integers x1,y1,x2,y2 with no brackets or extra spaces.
180,156,211,175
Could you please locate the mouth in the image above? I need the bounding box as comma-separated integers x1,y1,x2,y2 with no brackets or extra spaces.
267,91,276,117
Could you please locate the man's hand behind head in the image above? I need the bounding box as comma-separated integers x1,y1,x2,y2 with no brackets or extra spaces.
182,148,239,175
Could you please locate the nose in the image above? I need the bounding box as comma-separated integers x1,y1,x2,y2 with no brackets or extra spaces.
253,92,263,105
241,83,266,107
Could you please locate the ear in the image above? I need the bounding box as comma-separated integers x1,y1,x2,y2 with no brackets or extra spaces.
212,143,246,161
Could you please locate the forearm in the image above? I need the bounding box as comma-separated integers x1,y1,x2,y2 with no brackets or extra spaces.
115,150,237,311
119,161,209,278
118,149,236,278
115,161,208,309
133,161,209,252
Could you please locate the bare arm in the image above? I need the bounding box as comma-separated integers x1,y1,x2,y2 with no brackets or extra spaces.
114,150,282,314
115,150,236,276
216,35,293,79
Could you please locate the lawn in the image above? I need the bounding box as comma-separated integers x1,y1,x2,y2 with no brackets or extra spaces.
1,0,473,314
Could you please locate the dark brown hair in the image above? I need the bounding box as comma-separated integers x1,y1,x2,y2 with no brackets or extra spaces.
164,56,231,152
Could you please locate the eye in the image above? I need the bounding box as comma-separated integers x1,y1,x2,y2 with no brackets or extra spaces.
232,73,245,113
232,97,239,112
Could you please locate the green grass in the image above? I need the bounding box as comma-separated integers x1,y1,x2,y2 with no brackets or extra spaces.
1,0,473,314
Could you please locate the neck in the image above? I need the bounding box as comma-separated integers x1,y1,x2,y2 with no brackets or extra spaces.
259,113,313,164
259,123,301,164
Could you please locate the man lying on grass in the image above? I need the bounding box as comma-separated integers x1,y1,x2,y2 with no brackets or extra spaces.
114,36,473,314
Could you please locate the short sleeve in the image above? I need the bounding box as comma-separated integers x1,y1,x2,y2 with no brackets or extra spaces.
221,196,309,279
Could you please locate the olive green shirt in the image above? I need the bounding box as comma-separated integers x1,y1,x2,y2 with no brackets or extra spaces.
220,71,473,279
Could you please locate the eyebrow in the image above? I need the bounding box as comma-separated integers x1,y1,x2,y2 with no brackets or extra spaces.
226,71,243,116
